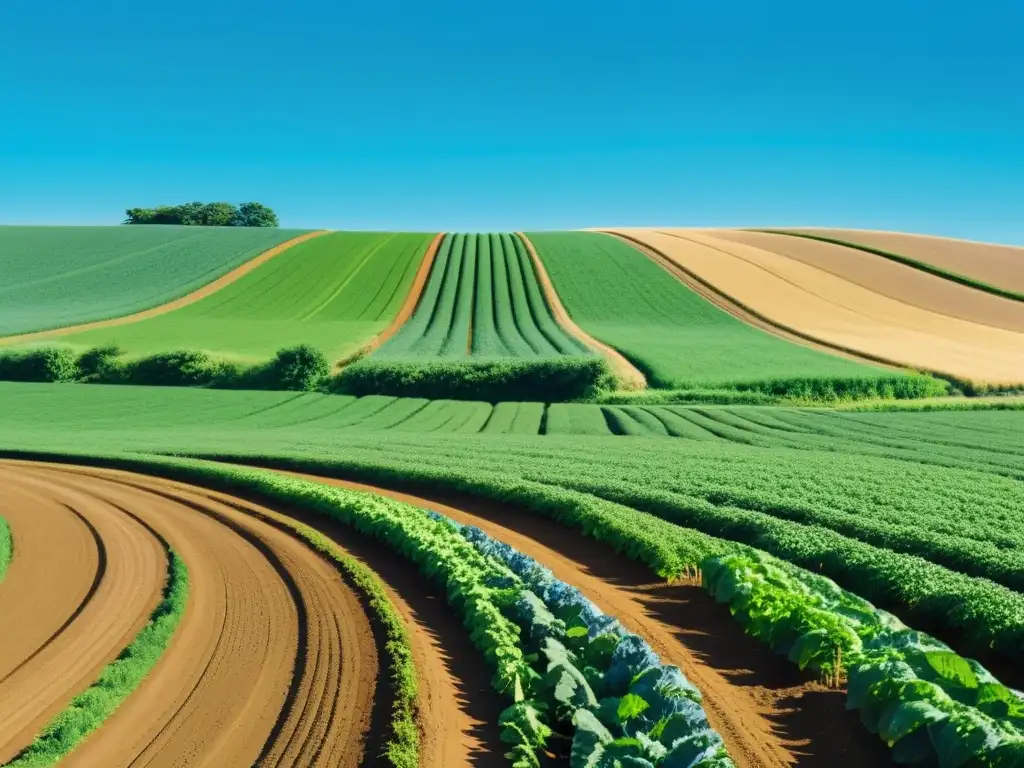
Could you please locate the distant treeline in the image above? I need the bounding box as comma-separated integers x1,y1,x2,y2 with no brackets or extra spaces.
124,201,279,227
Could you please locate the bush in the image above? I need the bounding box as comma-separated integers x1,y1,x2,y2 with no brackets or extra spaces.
124,350,228,388
0,347,79,382
76,344,123,380
331,357,613,402
264,344,330,391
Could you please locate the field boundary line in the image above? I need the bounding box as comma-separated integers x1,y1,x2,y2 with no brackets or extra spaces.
760,229,1024,303
337,233,444,368
601,229,932,377
0,230,331,345
516,232,647,390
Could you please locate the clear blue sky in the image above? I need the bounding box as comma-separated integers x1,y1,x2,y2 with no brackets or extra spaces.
1,1,1021,242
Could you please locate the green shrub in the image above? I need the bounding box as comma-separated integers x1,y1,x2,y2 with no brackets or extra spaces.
76,345,123,380
730,374,950,401
332,357,613,402
264,344,330,391
125,350,226,387
0,347,79,382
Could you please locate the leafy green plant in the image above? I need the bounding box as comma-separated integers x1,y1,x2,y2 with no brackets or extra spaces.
0,347,79,382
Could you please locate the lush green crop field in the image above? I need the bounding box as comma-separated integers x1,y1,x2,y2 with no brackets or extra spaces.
374,233,589,360
0,225,309,336
52,232,434,362
2,380,1023,677
527,231,909,391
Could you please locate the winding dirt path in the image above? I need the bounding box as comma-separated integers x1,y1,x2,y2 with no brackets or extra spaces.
0,461,378,767
0,467,167,762
288,471,891,768
517,232,647,390
0,231,330,347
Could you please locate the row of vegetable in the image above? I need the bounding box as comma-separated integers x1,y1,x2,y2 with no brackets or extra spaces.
6,449,1024,766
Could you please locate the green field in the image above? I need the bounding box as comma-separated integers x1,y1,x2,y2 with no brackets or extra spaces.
2,381,1023,675
374,232,590,359
527,231,906,390
50,232,434,362
0,225,309,336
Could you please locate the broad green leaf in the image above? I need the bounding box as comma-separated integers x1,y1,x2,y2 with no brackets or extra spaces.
923,651,978,690
618,693,651,723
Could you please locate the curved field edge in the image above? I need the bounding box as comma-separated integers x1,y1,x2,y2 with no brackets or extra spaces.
6,453,1020,763
0,517,9,583
603,230,945,382
340,233,445,367
11,453,733,767
0,231,330,346
1,548,188,768
515,232,646,390
197,478,420,767
761,230,1024,304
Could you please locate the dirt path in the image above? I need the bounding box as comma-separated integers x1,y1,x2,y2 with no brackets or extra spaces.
292,472,891,768
0,231,329,346
263,476,508,766
603,230,903,372
0,461,378,767
0,467,167,762
517,232,647,390
713,230,1024,333
339,232,444,367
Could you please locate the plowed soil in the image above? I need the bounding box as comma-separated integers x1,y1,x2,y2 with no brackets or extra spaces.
289,471,891,768
786,229,1024,295
713,230,1024,332
0,461,378,767
609,228,1024,386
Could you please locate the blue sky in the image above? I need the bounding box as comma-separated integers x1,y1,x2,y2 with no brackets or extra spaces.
1,1,1021,242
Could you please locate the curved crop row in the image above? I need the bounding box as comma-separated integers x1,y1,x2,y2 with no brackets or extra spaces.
0,517,9,583
2,550,188,768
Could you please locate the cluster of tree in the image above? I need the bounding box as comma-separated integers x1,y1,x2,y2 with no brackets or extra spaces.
123,201,279,227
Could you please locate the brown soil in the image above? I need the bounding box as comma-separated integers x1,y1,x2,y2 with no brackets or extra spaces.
0,467,167,762
0,461,378,767
291,472,891,768
787,229,1024,295
609,228,1024,387
517,232,647,390
0,231,330,346
714,230,1024,333
603,231,903,371
341,232,444,367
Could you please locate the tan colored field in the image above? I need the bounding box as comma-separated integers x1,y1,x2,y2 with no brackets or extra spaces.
712,230,1024,333
784,229,1024,295
607,228,1024,387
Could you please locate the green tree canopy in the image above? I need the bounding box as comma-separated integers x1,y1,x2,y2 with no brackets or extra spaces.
123,202,279,227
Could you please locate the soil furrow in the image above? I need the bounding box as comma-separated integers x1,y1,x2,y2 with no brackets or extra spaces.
287,471,892,768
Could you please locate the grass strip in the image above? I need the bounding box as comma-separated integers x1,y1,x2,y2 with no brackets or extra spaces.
0,516,10,583
757,229,1024,303
3,549,188,768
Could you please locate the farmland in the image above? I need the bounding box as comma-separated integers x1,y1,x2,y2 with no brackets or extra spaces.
3,223,1024,768
46,232,435,363
528,231,902,391
0,225,310,336
339,233,606,400
609,228,1024,389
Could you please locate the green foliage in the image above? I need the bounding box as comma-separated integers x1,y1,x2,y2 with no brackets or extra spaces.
120,350,236,387
527,231,905,392
0,225,307,335
262,344,331,391
0,516,10,584
60,232,433,363
0,347,79,382
75,344,122,380
123,201,279,227
333,358,613,402
5,550,188,767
